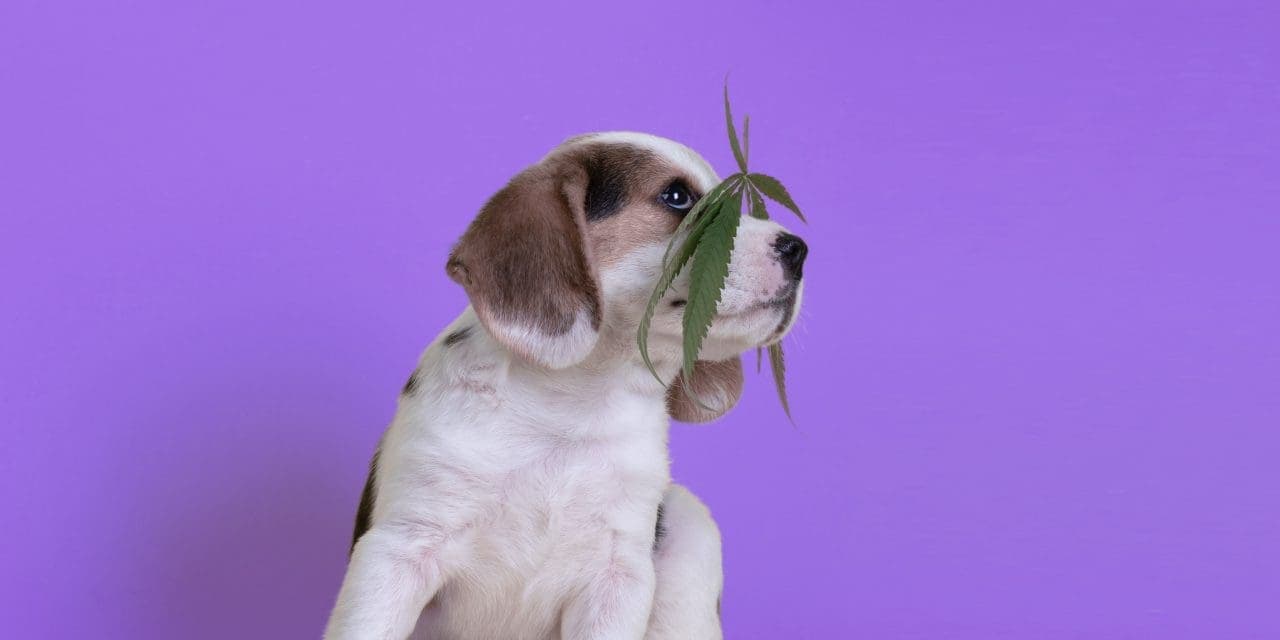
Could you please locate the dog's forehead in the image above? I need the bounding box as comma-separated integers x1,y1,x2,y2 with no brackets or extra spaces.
555,132,720,193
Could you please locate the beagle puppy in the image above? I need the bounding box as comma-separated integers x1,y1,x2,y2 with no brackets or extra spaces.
324,132,807,640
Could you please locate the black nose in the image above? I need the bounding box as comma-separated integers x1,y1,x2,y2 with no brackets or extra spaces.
773,232,808,280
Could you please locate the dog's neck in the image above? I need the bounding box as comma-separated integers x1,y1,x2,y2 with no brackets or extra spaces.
431,307,687,422
518,321,683,400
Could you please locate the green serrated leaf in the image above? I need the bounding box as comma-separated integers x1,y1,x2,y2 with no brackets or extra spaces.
748,173,805,223
638,82,810,419
768,342,792,421
681,192,742,381
747,183,769,220
661,176,741,271
724,82,747,173
639,178,747,384
638,200,722,382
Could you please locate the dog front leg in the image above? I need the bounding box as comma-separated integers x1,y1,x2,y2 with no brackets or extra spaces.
560,532,657,640
324,526,442,640
645,485,723,640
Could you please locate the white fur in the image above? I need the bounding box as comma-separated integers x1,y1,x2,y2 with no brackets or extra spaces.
325,134,802,639
480,307,601,370
560,131,721,195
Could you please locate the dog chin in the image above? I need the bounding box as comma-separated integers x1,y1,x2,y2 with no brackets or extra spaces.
704,298,801,356
760,284,803,346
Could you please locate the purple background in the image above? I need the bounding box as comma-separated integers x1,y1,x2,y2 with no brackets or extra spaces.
2,1,1277,638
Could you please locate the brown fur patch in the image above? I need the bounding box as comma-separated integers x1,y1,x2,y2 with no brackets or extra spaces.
588,199,684,267
447,157,601,336
666,357,745,423
563,141,698,266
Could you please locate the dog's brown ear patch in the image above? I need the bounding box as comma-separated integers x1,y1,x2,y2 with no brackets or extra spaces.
666,357,745,423
447,160,602,368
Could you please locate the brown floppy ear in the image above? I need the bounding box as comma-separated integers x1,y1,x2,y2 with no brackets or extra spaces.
447,159,602,369
666,357,745,423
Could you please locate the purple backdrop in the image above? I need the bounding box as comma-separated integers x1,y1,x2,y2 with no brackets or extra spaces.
2,1,1277,638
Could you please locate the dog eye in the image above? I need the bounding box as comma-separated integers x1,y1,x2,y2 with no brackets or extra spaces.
659,182,696,212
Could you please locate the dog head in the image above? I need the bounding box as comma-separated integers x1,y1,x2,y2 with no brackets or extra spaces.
447,132,806,422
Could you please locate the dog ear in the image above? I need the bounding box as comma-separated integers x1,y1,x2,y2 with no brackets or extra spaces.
666,357,744,423
447,160,602,369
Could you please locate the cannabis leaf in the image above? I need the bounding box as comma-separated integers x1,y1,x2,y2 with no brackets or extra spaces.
768,342,791,419
637,177,743,380
682,193,741,382
637,80,806,419
747,183,768,220
725,84,748,173
748,173,805,223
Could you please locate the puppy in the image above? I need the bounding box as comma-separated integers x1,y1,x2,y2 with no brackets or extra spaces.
324,132,807,640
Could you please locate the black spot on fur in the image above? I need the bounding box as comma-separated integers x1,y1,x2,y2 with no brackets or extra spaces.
350,450,379,555
581,146,655,221
402,371,420,396
583,159,626,220
444,325,472,347
717,592,723,618
653,503,667,551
